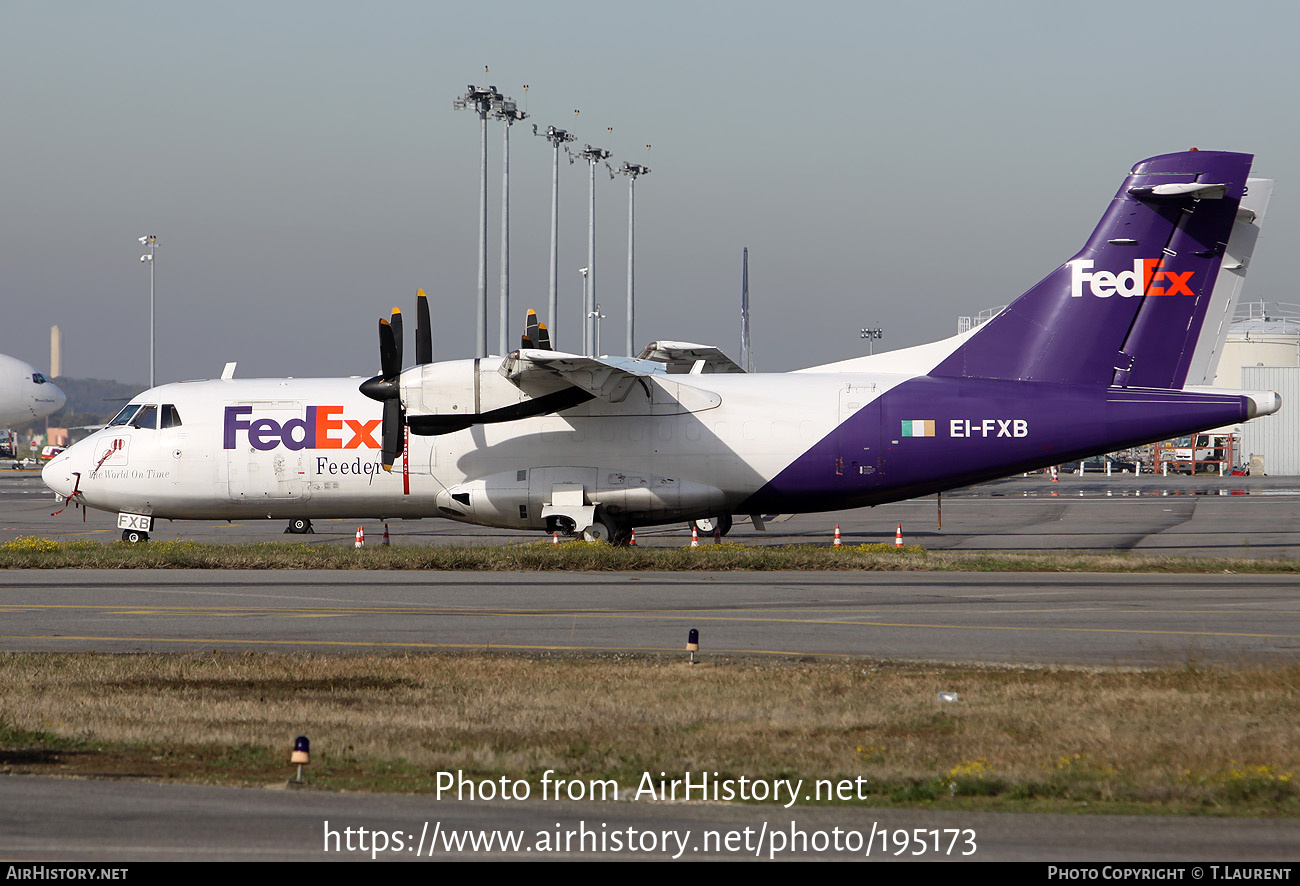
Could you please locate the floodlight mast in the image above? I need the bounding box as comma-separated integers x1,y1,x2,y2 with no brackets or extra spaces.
493,96,527,356
619,161,650,357
454,84,503,357
534,124,576,348
138,235,158,387
573,144,611,356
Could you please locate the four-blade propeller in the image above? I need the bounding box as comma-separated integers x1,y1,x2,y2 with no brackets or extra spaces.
359,290,434,470
361,291,552,469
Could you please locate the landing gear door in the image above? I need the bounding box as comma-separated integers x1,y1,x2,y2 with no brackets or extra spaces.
529,466,598,529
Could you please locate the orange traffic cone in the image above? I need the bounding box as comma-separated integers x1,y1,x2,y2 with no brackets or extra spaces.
552,531,559,545
382,523,390,547
1050,466,1059,482
629,528,637,546
690,526,699,548
354,526,365,548
714,528,722,545
894,524,904,548
833,524,842,547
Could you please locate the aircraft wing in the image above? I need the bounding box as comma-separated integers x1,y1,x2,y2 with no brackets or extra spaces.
636,341,746,374
500,350,671,402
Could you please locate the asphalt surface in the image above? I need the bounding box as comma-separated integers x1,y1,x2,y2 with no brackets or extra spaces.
1,570,1297,665
3,469,1299,862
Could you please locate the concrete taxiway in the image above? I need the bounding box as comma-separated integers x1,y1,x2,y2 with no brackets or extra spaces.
1,569,1297,665
5,775,1299,861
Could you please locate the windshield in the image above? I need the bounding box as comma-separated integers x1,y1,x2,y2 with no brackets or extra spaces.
108,404,142,426
130,405,158,429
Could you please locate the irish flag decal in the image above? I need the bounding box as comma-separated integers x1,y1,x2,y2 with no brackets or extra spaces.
901,420,935,437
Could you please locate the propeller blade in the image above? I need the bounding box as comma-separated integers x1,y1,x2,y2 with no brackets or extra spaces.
381,398,403,470
389,307,403,371
415,289,433,365
537,322,552,351
378,318,400,381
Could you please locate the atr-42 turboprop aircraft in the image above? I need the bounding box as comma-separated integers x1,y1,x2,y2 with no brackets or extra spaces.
44,150,1280,543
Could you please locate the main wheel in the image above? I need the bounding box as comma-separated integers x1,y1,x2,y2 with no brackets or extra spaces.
691,514,733,537
121,529,149,543
582,512,619,543
286,517,313,534
582,521,612,543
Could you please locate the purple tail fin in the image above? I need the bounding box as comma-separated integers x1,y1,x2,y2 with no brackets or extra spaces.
930,150,1253,388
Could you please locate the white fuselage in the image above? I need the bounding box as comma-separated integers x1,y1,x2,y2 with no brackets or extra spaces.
40,366,910,530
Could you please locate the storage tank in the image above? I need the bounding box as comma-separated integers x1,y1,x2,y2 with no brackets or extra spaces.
1211,302,1300,389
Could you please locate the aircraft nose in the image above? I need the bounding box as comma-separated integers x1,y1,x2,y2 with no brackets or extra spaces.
42,448,78,498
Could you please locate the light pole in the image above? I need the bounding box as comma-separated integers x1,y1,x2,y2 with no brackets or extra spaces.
588,303,606,357
492,96,527,356
454,84,503,357
579,267,590,355
138,235,158,387
860,327,883,355
572,145,611,359
619,160,650,356
533,124,575,347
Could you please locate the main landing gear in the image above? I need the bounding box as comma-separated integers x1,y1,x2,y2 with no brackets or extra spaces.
691,515,733,537
285,518,314,534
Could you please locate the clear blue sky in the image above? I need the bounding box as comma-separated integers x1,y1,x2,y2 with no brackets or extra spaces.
3,0,1297,384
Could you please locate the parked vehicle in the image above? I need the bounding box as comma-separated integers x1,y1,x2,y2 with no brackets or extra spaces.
1060,455,1140,474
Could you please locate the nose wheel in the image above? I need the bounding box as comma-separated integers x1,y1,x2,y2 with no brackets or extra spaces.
121,529,149,543
285,518,314,534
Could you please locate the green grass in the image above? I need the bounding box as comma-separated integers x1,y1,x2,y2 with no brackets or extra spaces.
2,536,1299,572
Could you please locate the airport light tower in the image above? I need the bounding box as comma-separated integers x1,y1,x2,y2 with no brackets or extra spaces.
533,123,576,346
454,84,503,357
138,235,158,387
492,96,527,356
574,144,611,356
619,160,650,356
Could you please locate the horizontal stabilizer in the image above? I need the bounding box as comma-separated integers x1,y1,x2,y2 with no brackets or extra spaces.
636,341,745,374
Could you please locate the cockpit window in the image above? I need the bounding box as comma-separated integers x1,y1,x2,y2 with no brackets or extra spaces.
31,373,48,384
160,404,182,428
108,404,142,426
130,405,158,430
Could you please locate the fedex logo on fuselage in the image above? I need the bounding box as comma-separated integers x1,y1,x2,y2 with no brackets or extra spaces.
222,406,381,451
1069,259,1195,298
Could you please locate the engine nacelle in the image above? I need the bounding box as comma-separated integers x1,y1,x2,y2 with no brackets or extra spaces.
434,466,726,531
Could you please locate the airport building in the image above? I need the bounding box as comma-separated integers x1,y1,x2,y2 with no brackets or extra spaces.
1219,303,1300,475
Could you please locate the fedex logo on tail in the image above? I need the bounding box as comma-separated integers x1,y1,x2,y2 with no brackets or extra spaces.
223,406,381,451
1070,259,1195,298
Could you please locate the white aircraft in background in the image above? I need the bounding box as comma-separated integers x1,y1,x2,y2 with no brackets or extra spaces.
43,150,1280,543
0,353,65,428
